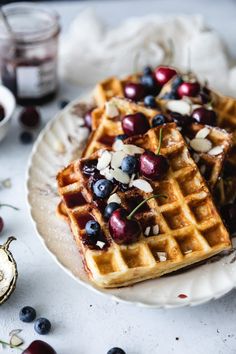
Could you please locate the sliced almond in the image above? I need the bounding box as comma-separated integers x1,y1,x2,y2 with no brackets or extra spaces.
122,144,144,155
129,173,136,187
152,224,160,235
166,100,191,115
112,168,130,184
105,101,119,118
111,151,127,169
184,249,193,254
157,251,167,262
96,241,106,249
97,151,112,170
193,152,200,163
113,139,124,152
190,138,212,153
144,226,151,236
131,179,153,193
208,146,223,156
100,167,114,180
195,127,210,139
10,334,23,348
107,193,121,204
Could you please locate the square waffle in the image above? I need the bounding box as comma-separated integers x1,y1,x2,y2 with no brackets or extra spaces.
57,123,231,288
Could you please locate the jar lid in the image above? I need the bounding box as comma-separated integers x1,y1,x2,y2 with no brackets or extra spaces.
0,2,60,44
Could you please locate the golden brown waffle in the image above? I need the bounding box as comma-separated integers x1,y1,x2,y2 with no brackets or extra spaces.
57,123,231,288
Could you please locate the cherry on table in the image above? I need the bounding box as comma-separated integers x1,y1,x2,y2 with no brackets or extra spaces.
191,107,217,126
19,106,41,128
140,151,169,180
109,208,141,244
177,81,200,98
121,112,150,136
22,340,56,354
154,66,177,86
124,82,146,102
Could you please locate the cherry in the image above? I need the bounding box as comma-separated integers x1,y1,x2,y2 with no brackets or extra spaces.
191,107,217,126
124,82,146,102
140,151,169,180
221,203,236,234
154,66,177,86
122,112,150,136
19,106,41,128
0,216,3,233
0,104,5,122
177,82,200,98
22,340,56,354
109,208,141,244
84,108,94,130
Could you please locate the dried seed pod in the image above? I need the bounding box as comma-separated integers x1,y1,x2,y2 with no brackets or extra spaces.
0,237,18,305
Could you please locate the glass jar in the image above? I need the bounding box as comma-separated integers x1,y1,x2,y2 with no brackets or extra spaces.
0,3,60,105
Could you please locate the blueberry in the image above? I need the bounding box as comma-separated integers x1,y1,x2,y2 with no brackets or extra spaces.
19,306,36,323
121,156,139,174
107,348,126,354
141,75,160,95
59,99,70,109
169,112,189,127
85,220,101,236
93,179,114,198
104,203,120,220
115,134,128,142
171,75,184,91
161,91,178,100
143,66,152,75
152,114,166,127
144,95,157,108
19,131,33,144
34,318,51,335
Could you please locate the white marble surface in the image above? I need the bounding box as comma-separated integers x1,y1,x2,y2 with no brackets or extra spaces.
1,1,236,353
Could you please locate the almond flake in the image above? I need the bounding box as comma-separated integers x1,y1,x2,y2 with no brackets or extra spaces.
157,251,167,262
113,139,124,151
193,152,200,163
97,151,112,170
112,168,130,184
131,179,153,193
111,151,127,169
184,249,192,254
195,127,210,139
10,334,23,348
152,224,160,235
105,101,119,118
96,241,106,249
122,144,144,155
107,193,121,204
190,138,212,153
208,146,223,156
166,100,191,115
129,173,136,187
100,167,114,180
144,226,151,236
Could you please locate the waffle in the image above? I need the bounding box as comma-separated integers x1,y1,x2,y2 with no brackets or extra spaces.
57,123,231,288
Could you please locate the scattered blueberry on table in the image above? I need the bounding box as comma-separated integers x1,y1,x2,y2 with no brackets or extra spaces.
20,306,37,323
19,131,33,144
34,318,51,335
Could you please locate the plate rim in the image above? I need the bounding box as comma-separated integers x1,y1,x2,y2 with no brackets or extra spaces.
26,95,236,309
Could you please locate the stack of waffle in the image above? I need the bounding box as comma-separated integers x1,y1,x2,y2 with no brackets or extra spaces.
56,69,235,288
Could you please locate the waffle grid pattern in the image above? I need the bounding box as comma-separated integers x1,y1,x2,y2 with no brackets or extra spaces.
57,124,230,287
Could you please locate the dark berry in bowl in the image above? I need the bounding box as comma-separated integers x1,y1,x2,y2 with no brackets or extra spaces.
104,202,120,220
107,348,126,354
93,179,114,199
152,114,166,127
34,318,51,335
20,131,33,144
19,306,36,323
23,340,56,354
144,95,157,108
124,82,146,102
121,155,139,174
19,106,41,128
85,220,101,237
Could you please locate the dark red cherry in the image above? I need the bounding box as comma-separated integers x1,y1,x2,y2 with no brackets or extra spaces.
154,66,177,86
109,208,141,245
84,108,94,130
22,340,56,354
221,203,236,234
122,112,150,136
140,151,169,180
191,107,217,126
177,82,200,98
124,82,146,101
19,106,41,128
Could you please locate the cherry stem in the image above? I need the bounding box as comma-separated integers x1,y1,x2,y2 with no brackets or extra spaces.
127,194,167,220
156,128,163,155
0,339,23,351
0,203,19,211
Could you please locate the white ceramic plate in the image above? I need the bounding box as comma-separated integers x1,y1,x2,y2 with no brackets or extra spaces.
27,96,236,308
